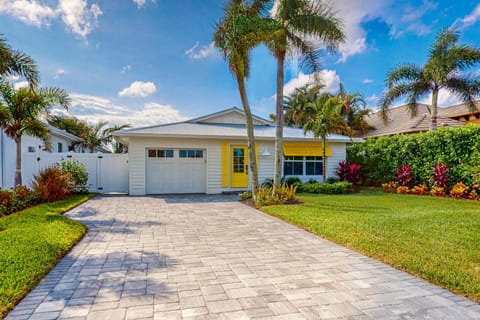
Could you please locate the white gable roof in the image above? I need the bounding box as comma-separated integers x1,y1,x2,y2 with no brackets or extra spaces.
188,107,272,126
115,107,354,143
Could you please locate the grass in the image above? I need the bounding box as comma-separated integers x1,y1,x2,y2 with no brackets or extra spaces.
261,189,480,303
0,194,96,318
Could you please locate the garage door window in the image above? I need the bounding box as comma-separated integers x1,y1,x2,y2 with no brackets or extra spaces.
179,149,203,158
148,149,174,158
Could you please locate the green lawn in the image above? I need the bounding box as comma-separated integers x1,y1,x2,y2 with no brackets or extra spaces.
261,189,480,303
0,194,96,318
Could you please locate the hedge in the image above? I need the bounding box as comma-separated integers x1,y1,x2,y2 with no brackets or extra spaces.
347,125,480,187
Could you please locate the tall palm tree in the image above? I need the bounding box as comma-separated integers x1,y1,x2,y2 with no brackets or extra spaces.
48,114,90,139
268,0,345,191
214,0,273,197
303,96,349,183
336,83,372,135
0,37,39,87
103,124,131,153
380,28,480,130
0,82,70,186
78,121,109,153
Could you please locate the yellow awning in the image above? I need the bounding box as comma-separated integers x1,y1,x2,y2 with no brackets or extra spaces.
283,142,332,157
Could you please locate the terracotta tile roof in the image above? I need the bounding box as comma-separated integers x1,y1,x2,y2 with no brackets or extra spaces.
362,104,465,138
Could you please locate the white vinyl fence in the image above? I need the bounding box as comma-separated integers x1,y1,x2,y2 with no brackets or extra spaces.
21,152,129,193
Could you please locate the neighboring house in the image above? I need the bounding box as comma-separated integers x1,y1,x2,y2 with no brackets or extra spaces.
115,107,353,195
0,125,81,188
362,102,480,138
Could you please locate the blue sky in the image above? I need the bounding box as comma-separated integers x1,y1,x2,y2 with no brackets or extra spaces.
1,0,480,127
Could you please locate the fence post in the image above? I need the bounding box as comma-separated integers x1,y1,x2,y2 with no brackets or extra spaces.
97,152,103,191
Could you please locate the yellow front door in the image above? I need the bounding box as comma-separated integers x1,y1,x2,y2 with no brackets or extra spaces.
231,146,248,188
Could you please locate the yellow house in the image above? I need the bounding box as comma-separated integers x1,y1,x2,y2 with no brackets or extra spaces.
115,107,352,195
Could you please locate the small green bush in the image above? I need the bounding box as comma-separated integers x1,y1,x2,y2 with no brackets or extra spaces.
60,159,89,192
255,184,297,206
326,177,340,184
239,191,252,200
302,182,352,194
282,176,302,186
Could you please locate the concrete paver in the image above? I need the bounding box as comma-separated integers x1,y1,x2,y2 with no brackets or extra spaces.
7,194,480,319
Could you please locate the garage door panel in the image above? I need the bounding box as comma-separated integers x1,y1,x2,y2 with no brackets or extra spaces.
146,149,206,194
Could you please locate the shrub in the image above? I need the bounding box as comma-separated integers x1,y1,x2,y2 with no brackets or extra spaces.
303,182,352,194
336,161,362,184
282,176,302,186
239,191,252,200
254,184,297,207
32,165,74,202
60,159,89,192
0,186,38,216
397,165,412,187
261,178,273,188
336,160,350,181
396,186,410,194
347,125,480,186
430,186,446,197
432,163,449,189
382,181,397,193
411,184,428,195
449,183,469,199
293,181,304,193
325,177,338,184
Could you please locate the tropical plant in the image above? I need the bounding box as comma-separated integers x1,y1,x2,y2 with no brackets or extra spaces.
60,159,89,192
396,165,413,187
432,163,449,189
48,114,90,139
0,82,70,186
303,96,350,182
380,28,480,130
449,182,469,199
0,37,39,87
32,165,74,202
336,83,372,134
213,0,273,197
268,0,345,191
284,83,325,127
102,123,131,153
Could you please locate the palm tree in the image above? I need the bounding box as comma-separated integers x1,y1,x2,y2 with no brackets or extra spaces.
78,121,109,153
268,0,345,191
48,114,90,139
284,83,325,127
214,0,273,197
0,82,70,186
303,96,349,183
380,28,480,130
0,37,39,87
103,124,131,153
336,83,372,135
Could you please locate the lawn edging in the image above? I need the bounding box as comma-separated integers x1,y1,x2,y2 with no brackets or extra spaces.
0,193,97,318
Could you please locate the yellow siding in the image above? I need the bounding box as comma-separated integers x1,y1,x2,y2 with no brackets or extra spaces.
221,142,228,187
283,141,332,157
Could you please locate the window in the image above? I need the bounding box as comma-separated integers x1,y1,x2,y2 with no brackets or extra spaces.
306,156,323,176
283,156,304,175
283,156,323,176
148,149,174,158
28,146,35,153
179,149,203,158
57,143,63,153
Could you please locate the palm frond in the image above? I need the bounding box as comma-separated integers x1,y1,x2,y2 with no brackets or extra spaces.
386,64,423,88
445,77,480,111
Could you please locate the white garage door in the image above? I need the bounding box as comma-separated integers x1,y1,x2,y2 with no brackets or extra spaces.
146,148,206,194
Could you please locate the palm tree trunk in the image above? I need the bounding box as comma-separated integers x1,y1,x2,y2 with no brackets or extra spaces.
236,75,259,197
430,88,439,130
273,51,286,193
322,137,327,183
14,136,22,186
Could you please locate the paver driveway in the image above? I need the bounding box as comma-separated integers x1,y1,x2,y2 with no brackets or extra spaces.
7,195,480,320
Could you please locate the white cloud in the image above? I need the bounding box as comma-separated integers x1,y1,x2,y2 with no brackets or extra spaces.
283,70,341,97
121,65,131,74
132,0,155,8
420,89,463,107
13,81,29,90
363,79,374,84
54,68,66,79
0,0,102,39
401,0,437,23
0,0,56,27
55,93,189,127
185,41,218,60
57,0,102,39
118,81,157,98
453,4,480,30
